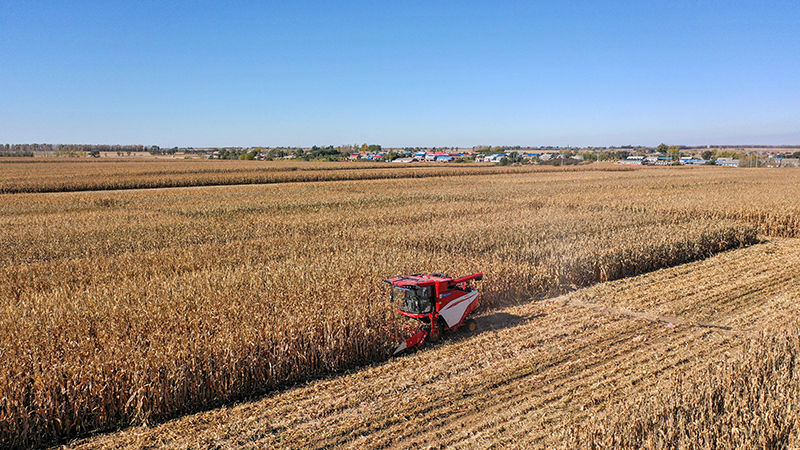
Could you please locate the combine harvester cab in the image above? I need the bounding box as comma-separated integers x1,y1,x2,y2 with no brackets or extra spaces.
386,272,483,354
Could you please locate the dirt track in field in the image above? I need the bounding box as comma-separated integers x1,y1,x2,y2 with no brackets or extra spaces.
70,239,800,449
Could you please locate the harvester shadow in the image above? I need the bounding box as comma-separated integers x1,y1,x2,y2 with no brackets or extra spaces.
436,311,546,347
477,311,543,331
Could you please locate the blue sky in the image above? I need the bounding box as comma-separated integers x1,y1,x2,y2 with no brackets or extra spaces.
1,1,798,147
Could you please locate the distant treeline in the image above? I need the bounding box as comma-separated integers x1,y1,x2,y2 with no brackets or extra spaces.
0,144,383,159
4,143,799,159
0,144,163,157
703,144,800,149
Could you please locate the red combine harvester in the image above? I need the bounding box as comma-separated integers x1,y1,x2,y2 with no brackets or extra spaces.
386,272,483,355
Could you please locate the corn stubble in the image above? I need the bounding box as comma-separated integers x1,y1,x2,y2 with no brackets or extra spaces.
1,165,798,447
565,332,800,449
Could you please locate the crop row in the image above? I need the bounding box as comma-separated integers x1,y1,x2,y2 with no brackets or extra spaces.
0,160,628,194
566,331,800,448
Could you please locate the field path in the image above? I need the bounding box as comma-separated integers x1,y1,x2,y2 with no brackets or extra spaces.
70,239,800,449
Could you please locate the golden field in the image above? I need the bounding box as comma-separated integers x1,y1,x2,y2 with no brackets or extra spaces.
0,159,623,193
73,239,800,449
1,161,800,447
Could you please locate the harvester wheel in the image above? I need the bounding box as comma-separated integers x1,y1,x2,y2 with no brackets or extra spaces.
465,319,478,333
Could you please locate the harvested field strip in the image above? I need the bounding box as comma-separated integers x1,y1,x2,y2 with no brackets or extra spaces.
559,299,735,333
71,239,800,449
565,332,800,448
0,161,630,193
566,238,800,327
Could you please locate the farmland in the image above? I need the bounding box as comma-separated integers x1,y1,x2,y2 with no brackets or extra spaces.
2,161,800,447
0,159,626,194
73,239,800,449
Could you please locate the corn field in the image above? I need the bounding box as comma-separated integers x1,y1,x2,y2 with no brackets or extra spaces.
0,159,628,194
2,163,800,447
72,237,800,449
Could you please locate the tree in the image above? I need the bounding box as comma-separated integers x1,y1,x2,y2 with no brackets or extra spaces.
701,150,715,161
656,143,669,154
668,146,681,161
